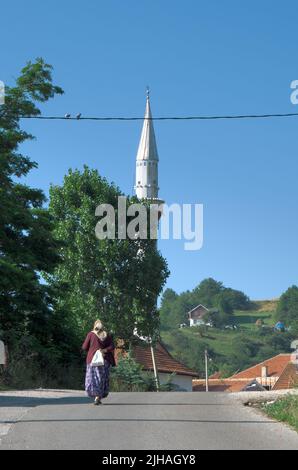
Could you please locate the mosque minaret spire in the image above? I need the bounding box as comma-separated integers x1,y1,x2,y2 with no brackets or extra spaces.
135,88,160,200
134,89,163,391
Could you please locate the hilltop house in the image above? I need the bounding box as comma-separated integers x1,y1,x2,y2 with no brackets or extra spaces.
116,340,198,392
193,353,298,392
188,304,209,327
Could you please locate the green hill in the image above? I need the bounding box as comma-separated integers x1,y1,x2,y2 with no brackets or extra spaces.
159,298,294,377
233,299,279,329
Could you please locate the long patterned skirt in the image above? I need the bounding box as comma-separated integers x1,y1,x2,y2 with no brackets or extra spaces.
85,361,110,398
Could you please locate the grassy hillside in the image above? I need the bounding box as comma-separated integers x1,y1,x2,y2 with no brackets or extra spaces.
160,299,294,377
233,299,278,329
253,299,279,312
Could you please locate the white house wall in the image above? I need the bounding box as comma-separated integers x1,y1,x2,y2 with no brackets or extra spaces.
159,373,194,392
189,318,204,327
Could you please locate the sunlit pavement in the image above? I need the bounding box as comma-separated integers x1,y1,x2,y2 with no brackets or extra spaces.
0,390,297,450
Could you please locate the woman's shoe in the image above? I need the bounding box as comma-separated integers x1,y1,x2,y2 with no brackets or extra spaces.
94,397,102,405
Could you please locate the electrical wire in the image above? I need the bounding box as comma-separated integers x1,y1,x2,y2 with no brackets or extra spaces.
11,111,298,121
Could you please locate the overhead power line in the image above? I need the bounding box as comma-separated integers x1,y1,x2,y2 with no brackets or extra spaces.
12,111,298,121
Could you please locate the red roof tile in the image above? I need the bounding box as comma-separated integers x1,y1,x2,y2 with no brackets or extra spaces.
116,341,198,377
272,362,298,390
192,378,252,392
210,371,222,379
231,354,292,379
133,342,198,377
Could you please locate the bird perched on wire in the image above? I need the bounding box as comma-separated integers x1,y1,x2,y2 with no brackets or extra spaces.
64,113,71,118
76,113,82,119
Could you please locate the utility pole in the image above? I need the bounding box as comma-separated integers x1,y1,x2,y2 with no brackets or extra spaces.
151,203,164,392
150,341,160,391
205,349,209,392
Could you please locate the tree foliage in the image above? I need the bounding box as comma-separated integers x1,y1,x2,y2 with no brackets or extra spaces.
203,309,232,329
275,285,298,332
161,329,216,375
160,278,250,329
0,58,63,348
48,166,169,344
110,354,155,392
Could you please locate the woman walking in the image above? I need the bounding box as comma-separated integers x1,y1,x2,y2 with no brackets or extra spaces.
82,320,115,405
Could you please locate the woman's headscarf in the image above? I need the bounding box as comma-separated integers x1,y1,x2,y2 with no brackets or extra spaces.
92,319,107,341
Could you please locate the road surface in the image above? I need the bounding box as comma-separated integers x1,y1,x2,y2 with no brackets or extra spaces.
0,390,297,449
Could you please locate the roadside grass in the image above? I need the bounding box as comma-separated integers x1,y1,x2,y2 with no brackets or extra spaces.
262,395,298,432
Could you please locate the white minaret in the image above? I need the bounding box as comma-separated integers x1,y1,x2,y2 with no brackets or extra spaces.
135,89,159,200
134,90,163,391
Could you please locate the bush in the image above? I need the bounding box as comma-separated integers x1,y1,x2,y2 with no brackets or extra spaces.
203,310,233,329
110,354,156,392
1,333,84,390
1,357,84,390
159,373,178,391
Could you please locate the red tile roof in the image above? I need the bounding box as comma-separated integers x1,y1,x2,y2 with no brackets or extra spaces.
116,341,198,377
209,371,222,379
272,362,298,390
192,378,253,392
133,342,198,377
231,354,292,379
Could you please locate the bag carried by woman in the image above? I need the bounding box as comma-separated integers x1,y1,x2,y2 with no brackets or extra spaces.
90,349,104,367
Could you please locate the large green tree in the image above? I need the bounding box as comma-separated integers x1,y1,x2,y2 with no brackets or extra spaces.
276,285,298,332
159,278,250,329
0,58,63,348
193,278,250,312
192,278,223,306
48,166,169,344
159,289,179,330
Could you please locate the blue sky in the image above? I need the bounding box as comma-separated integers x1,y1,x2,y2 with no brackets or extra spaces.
1,1,298,299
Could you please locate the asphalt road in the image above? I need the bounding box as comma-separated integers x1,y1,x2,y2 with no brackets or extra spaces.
0,391,298,450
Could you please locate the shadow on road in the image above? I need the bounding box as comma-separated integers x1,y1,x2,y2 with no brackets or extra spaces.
0,396,233,407
3,417,277,424
0,396,90,407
